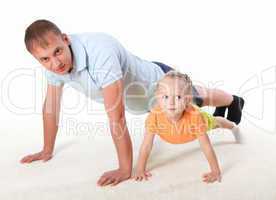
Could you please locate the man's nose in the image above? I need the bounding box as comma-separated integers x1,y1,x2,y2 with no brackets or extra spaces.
52,58,62,69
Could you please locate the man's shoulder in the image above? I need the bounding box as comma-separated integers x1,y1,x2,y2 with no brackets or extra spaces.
69,32,120,47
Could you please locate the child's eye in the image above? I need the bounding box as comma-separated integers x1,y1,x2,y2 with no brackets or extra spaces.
163,95,169,99
176,95,182,100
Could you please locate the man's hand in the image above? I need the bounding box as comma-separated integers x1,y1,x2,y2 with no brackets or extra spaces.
133,170,152,181
97,169,131,186
202,171,221,183
20,150,53,164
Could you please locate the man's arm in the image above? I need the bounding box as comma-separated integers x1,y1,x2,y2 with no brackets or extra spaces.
97,79,133,186
20,83,63,163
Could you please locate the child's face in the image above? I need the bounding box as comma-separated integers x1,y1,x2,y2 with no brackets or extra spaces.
156,77,192,118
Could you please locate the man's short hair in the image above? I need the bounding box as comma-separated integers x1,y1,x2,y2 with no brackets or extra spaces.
24,19,62,52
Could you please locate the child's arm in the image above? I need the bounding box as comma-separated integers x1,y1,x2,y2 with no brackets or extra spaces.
197,133,222,183
133,132,155,181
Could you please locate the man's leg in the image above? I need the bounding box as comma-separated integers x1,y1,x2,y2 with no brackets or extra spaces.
193,85,244,124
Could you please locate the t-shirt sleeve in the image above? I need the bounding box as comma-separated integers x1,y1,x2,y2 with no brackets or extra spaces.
91,48,123,88
145,112,158,134
44,70,64,86
187,106,208,137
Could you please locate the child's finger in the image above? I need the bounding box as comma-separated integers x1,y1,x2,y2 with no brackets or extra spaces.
202,173,209,180
203,175,211,183
202,173,209,179
145,172,152,177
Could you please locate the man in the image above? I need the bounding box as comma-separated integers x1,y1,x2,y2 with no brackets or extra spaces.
20,19,244,186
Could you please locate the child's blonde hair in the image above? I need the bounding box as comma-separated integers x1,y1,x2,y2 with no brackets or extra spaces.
156,71,193,95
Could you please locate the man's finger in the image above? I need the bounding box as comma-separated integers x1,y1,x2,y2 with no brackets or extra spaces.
111,179,121,186
20,156,30,163
25,156,36,163
102,178,115,186
22,155,35,162
43,155,52,162
97,176,108,186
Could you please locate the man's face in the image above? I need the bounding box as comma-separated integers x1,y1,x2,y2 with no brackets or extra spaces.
30,32,73,75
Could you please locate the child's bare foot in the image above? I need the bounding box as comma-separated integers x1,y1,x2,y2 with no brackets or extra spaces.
231,125,244,144
97,169,131,187
202,171,221,183
133,170,152,181
20,150,53,163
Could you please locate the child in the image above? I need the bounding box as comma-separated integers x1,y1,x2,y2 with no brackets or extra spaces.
133,71,242,183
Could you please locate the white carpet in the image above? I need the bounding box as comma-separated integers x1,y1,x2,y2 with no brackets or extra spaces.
1,116,276,200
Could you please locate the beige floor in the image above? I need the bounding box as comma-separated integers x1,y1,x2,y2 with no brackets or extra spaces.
1,119,276,200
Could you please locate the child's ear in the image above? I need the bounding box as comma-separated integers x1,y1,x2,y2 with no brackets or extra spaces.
185,94,193,104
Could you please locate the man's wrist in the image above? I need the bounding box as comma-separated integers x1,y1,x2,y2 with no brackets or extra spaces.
43,147,53,154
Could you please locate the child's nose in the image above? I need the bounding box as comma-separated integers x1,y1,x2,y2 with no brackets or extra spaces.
168,96,175,105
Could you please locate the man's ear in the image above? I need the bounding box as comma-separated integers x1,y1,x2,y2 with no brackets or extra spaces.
61,33,70,45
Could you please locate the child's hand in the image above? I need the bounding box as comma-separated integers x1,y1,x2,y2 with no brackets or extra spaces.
202,171,221,183
133,170,152,181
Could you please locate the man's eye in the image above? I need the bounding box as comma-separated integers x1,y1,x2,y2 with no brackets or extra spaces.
56,48,62,55
41,58,49,62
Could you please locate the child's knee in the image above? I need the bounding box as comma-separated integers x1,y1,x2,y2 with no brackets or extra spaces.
214,116,224,128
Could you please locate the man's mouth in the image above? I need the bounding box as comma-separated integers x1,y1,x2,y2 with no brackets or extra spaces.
56,64,66,73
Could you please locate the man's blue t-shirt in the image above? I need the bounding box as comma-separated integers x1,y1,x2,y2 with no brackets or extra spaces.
44,33,165,114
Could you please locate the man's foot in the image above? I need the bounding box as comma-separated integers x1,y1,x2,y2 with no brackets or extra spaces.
231,125,244,144
227,95,245,124
97,169,131,187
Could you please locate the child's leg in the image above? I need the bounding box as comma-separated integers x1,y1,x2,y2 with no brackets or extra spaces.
213,116,243,143
213,116,235,129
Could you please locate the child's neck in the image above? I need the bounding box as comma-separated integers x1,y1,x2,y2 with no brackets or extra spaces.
167,111,185,123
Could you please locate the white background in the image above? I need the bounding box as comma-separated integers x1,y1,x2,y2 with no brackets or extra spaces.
1,0,276,134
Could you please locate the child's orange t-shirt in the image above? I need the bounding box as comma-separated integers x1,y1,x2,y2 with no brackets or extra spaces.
145,105,209,144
